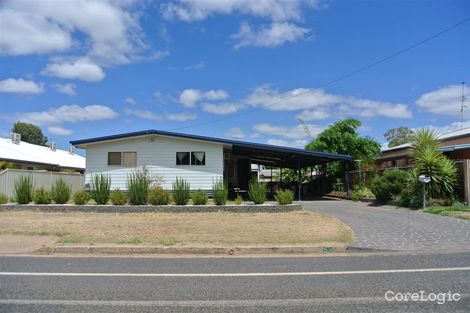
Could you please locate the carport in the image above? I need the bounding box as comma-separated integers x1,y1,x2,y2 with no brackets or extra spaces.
224,140,353,200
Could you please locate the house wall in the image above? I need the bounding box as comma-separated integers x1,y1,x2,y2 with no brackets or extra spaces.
84,135,224,190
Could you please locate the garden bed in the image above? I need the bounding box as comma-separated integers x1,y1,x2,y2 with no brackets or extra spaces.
0,203,301,213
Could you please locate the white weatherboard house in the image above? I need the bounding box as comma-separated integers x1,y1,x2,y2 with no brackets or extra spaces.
71,130,351,196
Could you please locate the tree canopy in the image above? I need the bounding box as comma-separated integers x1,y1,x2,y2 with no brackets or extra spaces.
384,126,414,147
11,122,48,146
305,118,380,178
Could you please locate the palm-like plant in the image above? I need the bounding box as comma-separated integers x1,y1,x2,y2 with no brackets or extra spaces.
410,129,457,198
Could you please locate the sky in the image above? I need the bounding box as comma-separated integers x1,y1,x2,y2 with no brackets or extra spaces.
0,0,469,153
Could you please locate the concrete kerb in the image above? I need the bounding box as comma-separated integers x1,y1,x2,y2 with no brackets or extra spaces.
36,245,348,256
0,203,301,213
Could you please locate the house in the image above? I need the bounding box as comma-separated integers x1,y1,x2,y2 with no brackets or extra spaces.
377,127,470,203
0,133,85,173
70,129,352,199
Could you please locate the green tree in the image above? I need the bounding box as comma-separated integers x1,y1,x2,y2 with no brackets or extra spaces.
305,119,380,179
384,126,414,147
11,122,48,146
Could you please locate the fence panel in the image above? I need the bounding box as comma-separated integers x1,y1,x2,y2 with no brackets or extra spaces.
0,169,84,199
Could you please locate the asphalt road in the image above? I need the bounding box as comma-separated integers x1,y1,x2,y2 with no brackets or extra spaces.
0,252,469,312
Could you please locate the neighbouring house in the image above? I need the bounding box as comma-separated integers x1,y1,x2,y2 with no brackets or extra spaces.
70,129,352,199
0,133,86,198
377,127,470,203
0,133,85,173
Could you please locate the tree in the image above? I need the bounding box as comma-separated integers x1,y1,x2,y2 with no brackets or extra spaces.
11,122,48,146
384,126,414,148
305,118,380,179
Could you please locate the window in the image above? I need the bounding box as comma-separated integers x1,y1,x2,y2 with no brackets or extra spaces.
108,152,122,166
108,152,137,166
176,151,206,166
123,152,137,166
176,152,190,165
191,152,205,165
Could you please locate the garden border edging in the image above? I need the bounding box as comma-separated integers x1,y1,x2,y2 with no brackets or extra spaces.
0,203,302,213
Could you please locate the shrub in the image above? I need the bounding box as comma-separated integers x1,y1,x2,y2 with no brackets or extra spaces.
91,173,111,205
370,170,408,203
51,178,71,204
248,179,266,204
33,188,51,204
172,177,190,205
234,195,243,205
410,129,457,199
14,175,33,204
191,189,208,205
275,189,294,205
73,190,90,205
212,178,228,205
332,178,344,192
148,187,171,205
110,188,127,205
126,170,150,205
351,186,375,202
0,193,8,204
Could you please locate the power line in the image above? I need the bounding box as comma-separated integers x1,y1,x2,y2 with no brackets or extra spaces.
169,16,470,132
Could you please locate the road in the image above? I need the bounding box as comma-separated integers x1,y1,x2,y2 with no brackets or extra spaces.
0,252,469,312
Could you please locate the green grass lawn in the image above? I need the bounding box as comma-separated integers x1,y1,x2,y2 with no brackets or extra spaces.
424,205,470,220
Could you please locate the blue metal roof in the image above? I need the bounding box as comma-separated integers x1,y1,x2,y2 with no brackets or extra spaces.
70,129,352,165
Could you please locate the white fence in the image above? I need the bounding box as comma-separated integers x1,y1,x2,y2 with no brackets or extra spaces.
0,169,85,198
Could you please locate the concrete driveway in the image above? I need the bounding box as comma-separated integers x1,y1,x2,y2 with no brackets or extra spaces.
302,199,470,252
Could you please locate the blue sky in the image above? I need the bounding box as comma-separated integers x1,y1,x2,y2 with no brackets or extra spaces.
1,0,469,152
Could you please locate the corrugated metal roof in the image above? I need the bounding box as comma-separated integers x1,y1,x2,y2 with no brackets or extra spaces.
0,138,85,169
71,129,352,162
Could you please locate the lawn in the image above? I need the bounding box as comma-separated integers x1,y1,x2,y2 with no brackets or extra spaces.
424,205,470,220
0,210,354,246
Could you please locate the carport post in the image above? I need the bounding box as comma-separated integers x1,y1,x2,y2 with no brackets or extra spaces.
344,161,351,195
297,159,301,201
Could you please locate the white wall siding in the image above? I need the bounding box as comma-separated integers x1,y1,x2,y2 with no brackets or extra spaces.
84,136,223,190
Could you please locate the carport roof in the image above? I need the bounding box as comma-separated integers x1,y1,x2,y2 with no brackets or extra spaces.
70,129,352,169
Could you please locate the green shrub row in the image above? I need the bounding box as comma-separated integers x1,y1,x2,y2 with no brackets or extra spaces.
13,176,71,204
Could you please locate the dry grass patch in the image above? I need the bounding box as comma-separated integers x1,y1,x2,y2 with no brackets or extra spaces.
0,210,354,246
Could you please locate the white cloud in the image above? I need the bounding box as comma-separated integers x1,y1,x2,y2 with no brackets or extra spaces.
202,102,243,115
253,123,323,140
125,109,162,121
163,0,319,22
53,83,76,96
416,84,470,117
47,126,73,136
42,58,105,82
232,22,310,49
184,62,205,70
296,109,330,121
246,85,412,119
0,8,71,55
125,97,136,105
15,104,117,127
266,138,308,148
163,1,318,49
165,112,197,121
151,50,170,59
0,0,144,65
0,78,44,94
226,127,246,139
179,89,229,107
246,85,340,111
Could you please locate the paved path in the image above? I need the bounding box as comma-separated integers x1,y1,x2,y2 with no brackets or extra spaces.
303,199,470,251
